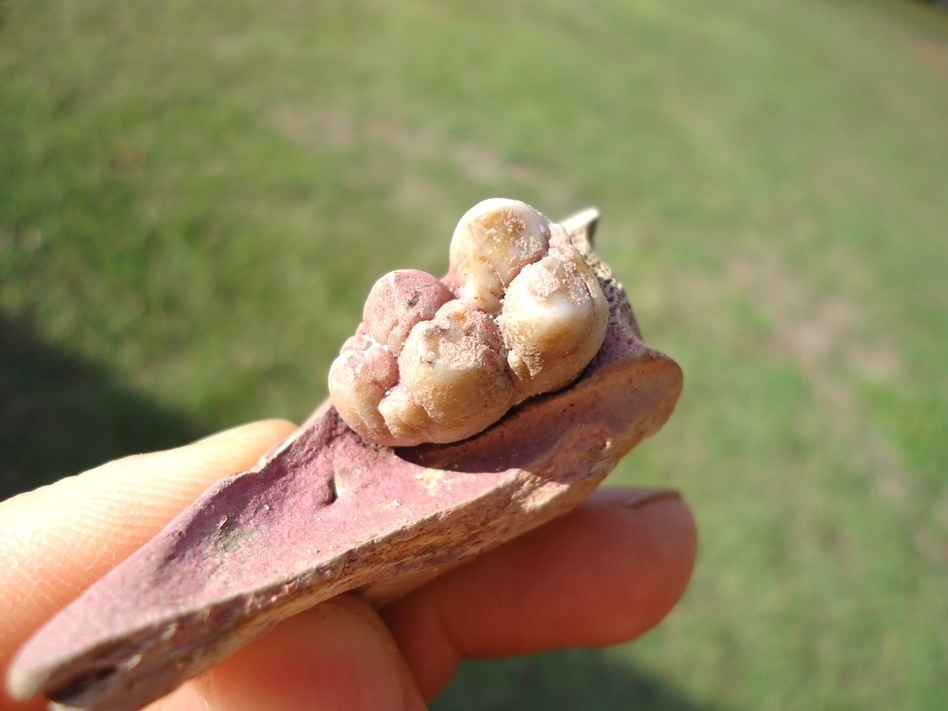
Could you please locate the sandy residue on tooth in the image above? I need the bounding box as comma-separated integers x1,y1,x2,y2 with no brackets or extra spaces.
447,201,552,312
328,198,608,447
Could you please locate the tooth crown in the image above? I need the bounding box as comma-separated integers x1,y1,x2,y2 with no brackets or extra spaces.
328,198,609,447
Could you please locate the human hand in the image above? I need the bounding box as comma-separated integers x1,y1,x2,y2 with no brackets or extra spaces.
0,420,696,711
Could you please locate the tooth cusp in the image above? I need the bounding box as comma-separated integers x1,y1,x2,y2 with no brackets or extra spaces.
448,198,552,313
327,345,399,435
398,301,513,442
328,198,609,447
363,269,454,353
501,253,609,397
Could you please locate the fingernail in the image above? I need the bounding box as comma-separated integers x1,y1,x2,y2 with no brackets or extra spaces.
596,486,682,510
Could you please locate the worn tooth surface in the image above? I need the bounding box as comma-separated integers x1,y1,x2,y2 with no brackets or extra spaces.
329,197,610,448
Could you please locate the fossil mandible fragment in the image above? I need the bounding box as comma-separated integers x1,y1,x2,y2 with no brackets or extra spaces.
328,198,609,446
7,205,684,711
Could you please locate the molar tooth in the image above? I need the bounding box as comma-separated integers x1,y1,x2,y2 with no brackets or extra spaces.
340,333,374,353
328,345,399,438
328,198,608,447
501,253,609,398
363,269,453,353
398,302,512,442
449,198,551,313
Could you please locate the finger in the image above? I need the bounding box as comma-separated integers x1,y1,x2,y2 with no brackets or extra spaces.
0,419,297,697
381,486,697,699
147,595,426,711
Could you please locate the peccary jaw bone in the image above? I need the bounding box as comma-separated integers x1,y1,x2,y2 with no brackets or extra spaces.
8,209,683,711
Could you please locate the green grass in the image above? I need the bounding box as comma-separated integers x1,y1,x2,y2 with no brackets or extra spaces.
2,0,946,709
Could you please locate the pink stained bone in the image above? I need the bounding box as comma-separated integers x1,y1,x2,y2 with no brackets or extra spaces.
8,211,682,711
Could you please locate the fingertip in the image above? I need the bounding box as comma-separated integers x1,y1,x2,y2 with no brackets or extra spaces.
194,419,298,447
383,486,698,699
586,487,697,639
156,596,425,711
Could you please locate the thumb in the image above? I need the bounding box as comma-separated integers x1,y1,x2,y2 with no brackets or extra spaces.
0,418,297,705
149,595,427,711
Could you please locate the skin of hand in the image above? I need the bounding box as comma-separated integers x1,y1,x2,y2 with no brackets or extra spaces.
0,420,697,711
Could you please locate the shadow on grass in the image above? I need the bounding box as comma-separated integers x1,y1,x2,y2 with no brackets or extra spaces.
0,312,206,502
434,648,723,711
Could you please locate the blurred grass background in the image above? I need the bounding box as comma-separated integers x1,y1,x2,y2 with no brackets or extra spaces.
2,0,946,708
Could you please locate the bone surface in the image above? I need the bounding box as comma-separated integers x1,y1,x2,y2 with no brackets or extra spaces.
8,207,682,711
329,198,609,447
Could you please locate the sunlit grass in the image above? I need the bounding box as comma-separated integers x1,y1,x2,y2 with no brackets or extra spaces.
2,0,946,709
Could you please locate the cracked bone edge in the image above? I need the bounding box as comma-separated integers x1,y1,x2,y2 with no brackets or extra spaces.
328,198,609,447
